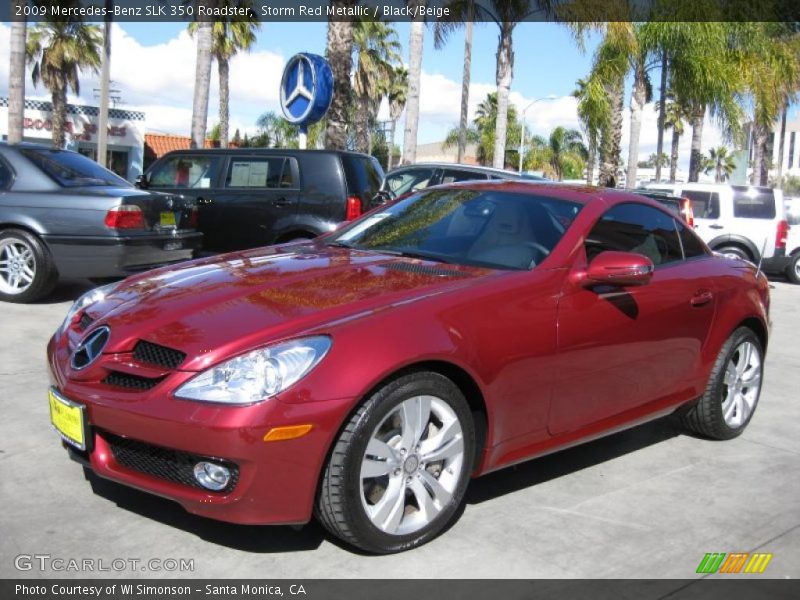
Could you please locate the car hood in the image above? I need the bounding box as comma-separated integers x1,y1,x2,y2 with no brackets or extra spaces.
86,243,494,370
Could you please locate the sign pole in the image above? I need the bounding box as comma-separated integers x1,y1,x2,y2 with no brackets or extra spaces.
299,126,307,150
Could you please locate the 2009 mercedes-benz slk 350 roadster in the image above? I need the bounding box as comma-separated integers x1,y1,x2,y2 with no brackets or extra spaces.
47,181,770,553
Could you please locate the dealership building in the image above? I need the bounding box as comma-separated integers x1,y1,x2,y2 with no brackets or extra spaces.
0,97,146,182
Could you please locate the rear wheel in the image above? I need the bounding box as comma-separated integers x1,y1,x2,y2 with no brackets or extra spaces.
316,372,475,553
0,229,57,303
786,253,800,284
680,327,763,440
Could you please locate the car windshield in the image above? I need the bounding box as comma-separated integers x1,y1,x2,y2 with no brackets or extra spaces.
20,148,130,188
328,189,581,270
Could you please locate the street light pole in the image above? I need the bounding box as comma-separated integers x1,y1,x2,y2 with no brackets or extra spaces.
518,95,557,174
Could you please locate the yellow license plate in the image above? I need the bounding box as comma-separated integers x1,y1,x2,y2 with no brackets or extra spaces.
159,211,177,227
49,388,86,450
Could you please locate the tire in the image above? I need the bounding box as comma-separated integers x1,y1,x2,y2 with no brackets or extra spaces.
786,253,800,284
0,229,58,303
715,245,753,262
316,371,476,554
680,327,764,440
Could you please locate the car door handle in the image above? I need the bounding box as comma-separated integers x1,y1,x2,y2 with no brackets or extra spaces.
709,224,724,229
690,290,714,307
271,197,291,207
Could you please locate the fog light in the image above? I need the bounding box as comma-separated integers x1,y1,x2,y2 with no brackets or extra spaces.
193,461,231,491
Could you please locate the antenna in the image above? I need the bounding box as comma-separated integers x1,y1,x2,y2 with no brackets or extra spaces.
755,237,768,279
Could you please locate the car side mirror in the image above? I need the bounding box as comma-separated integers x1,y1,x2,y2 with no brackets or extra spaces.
135,174,149,189
579,251,654,287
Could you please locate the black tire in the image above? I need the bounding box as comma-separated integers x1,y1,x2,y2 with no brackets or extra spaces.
680,327,764,440
786,253,800,284
316,371,476,554
0,228,58,303
715,245,753,262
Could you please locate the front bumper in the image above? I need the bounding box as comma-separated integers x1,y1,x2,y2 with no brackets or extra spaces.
44,232,203,279
47,335,351,525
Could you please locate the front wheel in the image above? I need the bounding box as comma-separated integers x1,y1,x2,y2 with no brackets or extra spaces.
786,253,800,284
316,372,475,553
680,327,764,440
715,245,752,262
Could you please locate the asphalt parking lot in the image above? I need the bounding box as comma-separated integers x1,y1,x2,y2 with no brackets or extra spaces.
1,278,799,580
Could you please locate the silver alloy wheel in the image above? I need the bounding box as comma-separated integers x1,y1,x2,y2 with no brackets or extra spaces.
0,238,36,295
721,341,762,428
794,257,800,280
360,395,465,536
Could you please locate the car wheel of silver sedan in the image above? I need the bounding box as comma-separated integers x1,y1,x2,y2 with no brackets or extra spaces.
316,371,475,554
680,327,764,440
0,229,57,303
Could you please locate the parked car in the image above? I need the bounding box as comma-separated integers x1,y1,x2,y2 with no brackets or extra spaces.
0,143,201,303
49,181,769,553
641,182,790,276
634,189,694,226
784,196,800,283
138,149,384,253
377,162,548,202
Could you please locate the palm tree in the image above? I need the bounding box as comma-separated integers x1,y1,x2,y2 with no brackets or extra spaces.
8,0,27,144
190,19,213,149
352,20,402,155
443,92,522,166
188,1,259,149
26,21,102,149
572,76,609,184
324,1,356,151
386,66,408,169
526,127,588,181
703,146,737,183
660,95,691,183
255,111,300,148
401,0,426,164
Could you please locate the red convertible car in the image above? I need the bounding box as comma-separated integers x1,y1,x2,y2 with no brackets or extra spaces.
47,181,769,553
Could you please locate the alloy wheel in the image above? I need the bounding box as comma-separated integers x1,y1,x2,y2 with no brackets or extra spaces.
0,238,36,295
359,395,465,536
721,341,762,428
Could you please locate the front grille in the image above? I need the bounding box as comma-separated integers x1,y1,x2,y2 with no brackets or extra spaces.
133,340,186,369
103,371,163,390
78,313,93,330
382,262,468,278
103,432,239,493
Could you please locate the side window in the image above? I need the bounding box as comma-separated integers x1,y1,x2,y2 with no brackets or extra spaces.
441,169,488,184
224,157,288,189
384,168,435,196
149,155,218,189
683,190,720,219
732,187,776,219
0,158,12,189
675,219,709,259
585,203,683,266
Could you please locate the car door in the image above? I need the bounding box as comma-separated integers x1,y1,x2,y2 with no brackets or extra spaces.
210,155,300,252
681,188,723,247
549,202,717,434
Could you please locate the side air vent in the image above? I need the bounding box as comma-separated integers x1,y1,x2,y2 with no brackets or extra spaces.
133,340,186,369
103,371,164,391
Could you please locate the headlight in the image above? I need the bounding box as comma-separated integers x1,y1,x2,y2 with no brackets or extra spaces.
60,282,121,333
174,336,332,405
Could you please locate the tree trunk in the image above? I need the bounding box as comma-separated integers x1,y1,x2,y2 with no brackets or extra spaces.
8,3,26,145
353,93,371,154
654,50,667,182
51,87,67,149
598,77,623,187
388,119,396,169
457,20,473,164
751,125,766,185
191,20,213,149
625,64,647,190
776,104,787,188
669,127,680,183
493,25,514,170
688,105,705,183
759,132,771,186
324,8,354,151
402,3,426,164
218,57,229,148
586,144,595,185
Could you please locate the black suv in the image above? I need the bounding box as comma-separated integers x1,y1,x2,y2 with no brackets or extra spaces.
139,149,384,252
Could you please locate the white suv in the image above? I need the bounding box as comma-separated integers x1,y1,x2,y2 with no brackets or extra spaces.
641,183,791,278
785,197,800,283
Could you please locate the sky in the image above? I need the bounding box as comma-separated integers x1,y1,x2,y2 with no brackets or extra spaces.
0,19,778,171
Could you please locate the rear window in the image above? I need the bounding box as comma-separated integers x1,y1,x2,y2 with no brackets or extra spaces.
732,186,776,219
342,155,384,198
20,148,129,188
683,190,720,219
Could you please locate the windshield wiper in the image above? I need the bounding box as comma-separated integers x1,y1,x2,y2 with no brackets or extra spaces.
376,248,456,264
